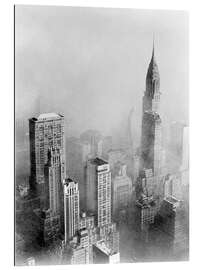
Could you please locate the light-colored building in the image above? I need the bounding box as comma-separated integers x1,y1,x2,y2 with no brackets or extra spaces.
93,240,120,264
112,164,132,216
85,158,111,227
163,173,182,200
64,178,80,242
67,229,92,264
134,195,158,242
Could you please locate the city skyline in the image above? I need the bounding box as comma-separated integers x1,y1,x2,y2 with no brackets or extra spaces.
15,6,188,139
15,5,189,266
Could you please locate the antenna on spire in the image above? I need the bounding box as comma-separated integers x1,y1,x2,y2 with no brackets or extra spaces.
152,33,155,58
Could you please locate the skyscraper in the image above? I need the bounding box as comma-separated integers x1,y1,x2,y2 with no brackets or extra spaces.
44,147,64,214
112,164,132,217
64,178,80,242
29,113,66,200
140,44,162,179
85,157,111,227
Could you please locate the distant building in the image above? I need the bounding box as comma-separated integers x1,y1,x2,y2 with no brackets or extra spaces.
163,173,182,200
64,178,80,242
169,122,185,169
112,164,132,216
101,136,113,159
29,113,66,205
108,149,126,171
132,152,140,186
85,158,111,227
180,126,189,186
93,240,120,264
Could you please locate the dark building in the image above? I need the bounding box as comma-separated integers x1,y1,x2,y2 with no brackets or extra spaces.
29,113,66,205
140,45,162,180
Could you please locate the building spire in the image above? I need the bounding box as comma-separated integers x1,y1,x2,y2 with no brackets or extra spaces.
152,35,155,59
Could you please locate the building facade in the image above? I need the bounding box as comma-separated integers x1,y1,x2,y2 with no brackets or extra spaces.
44,147,64,214
64,178,80,242
85,158,111,227
29,113,66,201
112,164,132,216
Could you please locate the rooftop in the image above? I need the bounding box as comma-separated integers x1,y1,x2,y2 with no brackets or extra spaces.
90,157,108,166
64,178,77,185
95,240,111,255
30,112,63,121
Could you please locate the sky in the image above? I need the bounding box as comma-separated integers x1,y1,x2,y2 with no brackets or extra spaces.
15,5,188,138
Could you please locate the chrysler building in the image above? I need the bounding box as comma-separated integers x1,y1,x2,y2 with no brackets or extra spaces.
140,43,162,183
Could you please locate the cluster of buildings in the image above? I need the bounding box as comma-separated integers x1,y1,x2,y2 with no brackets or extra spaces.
23,110,121,264
15,43,189,264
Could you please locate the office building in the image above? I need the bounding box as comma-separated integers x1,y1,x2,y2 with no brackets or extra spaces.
112,164,132,216
64,178,80,242
34,209,61,245
163,173,182,200
29,113,66,202
44,147,64,214
85,158,111,227
156,197,188,254
98,222,119,255
134,195,158,241
65,229,92,264
79,212,95,230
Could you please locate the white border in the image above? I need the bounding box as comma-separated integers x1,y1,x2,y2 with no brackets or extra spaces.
0,0,202,270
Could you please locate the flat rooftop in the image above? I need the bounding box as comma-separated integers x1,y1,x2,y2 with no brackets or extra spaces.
90,157,108,166
30,112,63,121
94,240,111,255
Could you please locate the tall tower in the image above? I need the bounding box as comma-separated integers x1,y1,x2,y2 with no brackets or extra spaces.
44,147,64,214
140,43,162,182
29,113,66,199
85,157,111,227
143,43,161,114
64,178,80,242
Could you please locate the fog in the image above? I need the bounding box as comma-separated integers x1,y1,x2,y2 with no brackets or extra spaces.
15,6,188,139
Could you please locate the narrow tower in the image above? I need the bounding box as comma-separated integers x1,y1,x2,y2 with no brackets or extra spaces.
140,43,162,192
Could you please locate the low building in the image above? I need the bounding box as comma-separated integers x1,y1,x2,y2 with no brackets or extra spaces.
34,209,61,245
134,195,158,241
93,240,120,264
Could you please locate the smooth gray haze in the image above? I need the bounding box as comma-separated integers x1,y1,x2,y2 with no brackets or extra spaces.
15,6,188,137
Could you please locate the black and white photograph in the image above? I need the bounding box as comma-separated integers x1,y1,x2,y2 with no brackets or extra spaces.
14,5,189,266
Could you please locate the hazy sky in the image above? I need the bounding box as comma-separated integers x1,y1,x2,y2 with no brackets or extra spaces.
15,5,188,137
